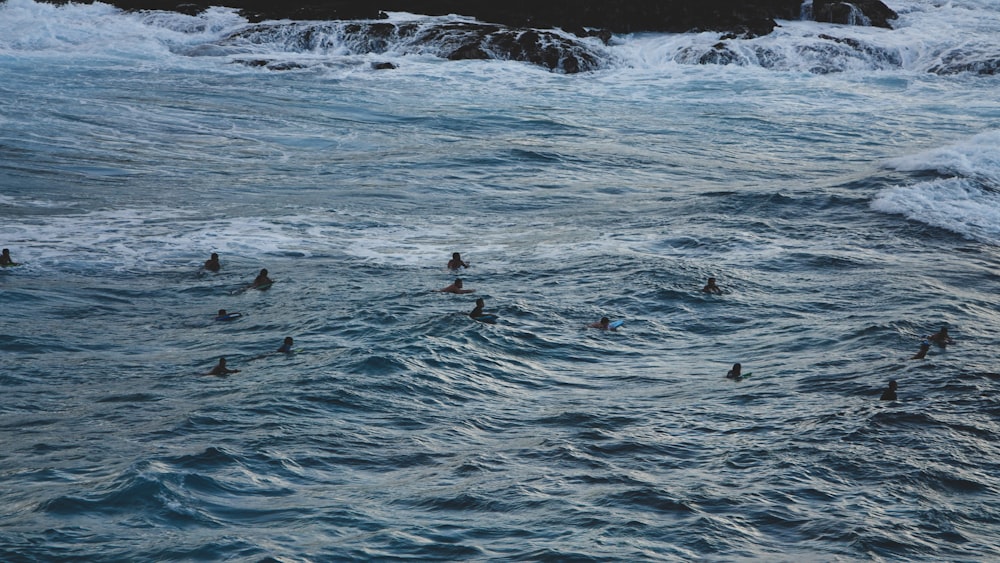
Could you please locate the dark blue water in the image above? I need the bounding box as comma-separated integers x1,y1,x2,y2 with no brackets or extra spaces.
2,0,1000,560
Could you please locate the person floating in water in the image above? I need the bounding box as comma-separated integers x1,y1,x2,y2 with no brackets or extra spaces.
278,337,294,353
204,252,221,272
588,317,617,331
251,268,273,289
208,357,240,376
911,339,931,359
438,278,475,294
469,297,486,318
880,380,898,401
702,277,722,294
926,326,954,347
215,309,243,321
726,363,743,380
0,248,18,266
448,252,470,270
469,297,497,323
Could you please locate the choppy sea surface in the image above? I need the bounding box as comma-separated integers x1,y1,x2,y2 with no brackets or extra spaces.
2,0,999,560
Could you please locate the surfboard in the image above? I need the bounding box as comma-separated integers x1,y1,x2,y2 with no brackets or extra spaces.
215,313,244,321
609,320,624,329
1,263,21,268
473,314,498,324
253,282,273,291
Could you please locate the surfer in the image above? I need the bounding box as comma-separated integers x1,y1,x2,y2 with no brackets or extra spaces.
438,278,475,294
926,326,954,347
880,380,898,401
448,252,470,270
215,309,242,321
203,252,220,272
278,337,294,353
251,268,273,289
726,363,742,380
469,297,486,319
208,357,239,376
588,317,616,331
0,248,16,266
702,277,722,294
911,339,930,359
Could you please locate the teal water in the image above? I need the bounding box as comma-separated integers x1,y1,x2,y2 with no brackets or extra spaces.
2,0,1000,559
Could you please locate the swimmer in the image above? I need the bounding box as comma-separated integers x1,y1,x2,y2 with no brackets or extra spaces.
911,339,930,359
448,252,470,270
702,277,722,294
0,248,16,266
726,363,742,380
926,326,954,347
438,278,475,294
278,337,294,353
208,357,239,376
469,297,486,319
215,309,243,321
588,317,615,331
251,268,273,288
880,380,898,401
204,252,220,272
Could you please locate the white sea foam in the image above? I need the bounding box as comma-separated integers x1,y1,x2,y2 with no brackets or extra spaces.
883,130,1000,187
872,130,1000,245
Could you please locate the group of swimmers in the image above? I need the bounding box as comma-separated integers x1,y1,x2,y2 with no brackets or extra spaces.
874,325,955,401
439,252,650,328
438,253,497,323
4,246,957,392
202,253,289,376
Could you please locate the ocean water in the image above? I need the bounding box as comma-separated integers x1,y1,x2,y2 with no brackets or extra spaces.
1,0,999,560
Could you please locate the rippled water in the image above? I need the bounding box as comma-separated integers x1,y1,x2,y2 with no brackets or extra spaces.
2,0,999,560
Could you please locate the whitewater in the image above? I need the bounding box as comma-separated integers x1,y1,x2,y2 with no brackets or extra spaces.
1,0,999,560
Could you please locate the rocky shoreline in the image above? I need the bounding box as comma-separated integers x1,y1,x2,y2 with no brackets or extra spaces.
40,0,897,36
28,0,901,73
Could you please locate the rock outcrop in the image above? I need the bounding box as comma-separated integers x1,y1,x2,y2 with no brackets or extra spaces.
38,0,898,36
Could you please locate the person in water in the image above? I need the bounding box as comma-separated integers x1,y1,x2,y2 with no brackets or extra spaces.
204,252,220,272
208,357,239,376
926,326,954,347
0,248,17,266
251,268,273,288
448,252,470,270
469,297,486,318
702,277,722,294
438,278,475,294
278,337,294,353
588,317,616,331
726,363,742,380
880,380,898,401
215,309,243,321
911,339,931,359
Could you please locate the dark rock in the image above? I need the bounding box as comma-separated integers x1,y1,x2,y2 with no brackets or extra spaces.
222,20,605,73
37,0,902,37
174,3,206,15
928,53,1000,76
812,0,898,29
232,58,307,70
36,0,887,37
372,61,397,70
